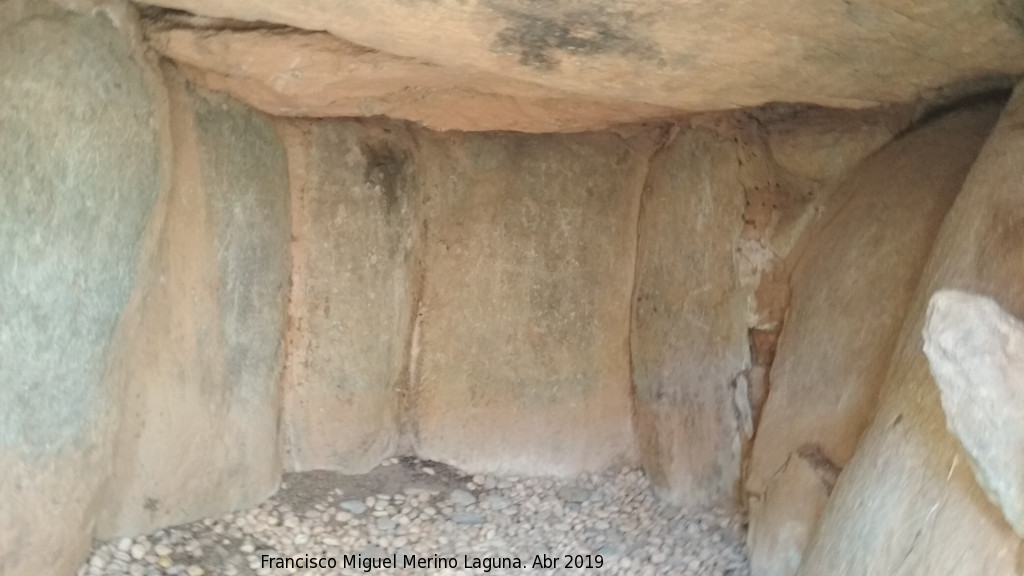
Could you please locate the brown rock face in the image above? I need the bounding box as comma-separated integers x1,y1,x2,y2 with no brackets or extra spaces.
281,119,418,473
746,105,1000,576
137,0,1024,118
412,130,659,474
748,450,835,576
97,69,290,537
799,86,1024,576
631,125,751,508
146,26,679,133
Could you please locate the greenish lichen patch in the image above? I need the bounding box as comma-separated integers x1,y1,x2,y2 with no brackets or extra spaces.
192,89,290,402
0,13,161,453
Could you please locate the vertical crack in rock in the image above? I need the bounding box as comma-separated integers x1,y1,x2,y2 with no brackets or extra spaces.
278,120,313,469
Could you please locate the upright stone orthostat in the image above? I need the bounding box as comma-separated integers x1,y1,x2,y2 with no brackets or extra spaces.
745,106,997,576
631,125,750,508
412,130,657,475
0,6,163,574
282,120,418,472
98,71,290,536
800,90,1024,576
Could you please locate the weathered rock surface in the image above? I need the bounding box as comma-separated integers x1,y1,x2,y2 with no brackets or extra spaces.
97,69,290,537
137,0,1024,117
746,105,999,576
0,5,163,575
732,108,907,437
631,125,750,508
413,129,658,475
799,87,1024,576
923,290,1024,537
146,25,679,133
281,119,418,473
748,449,835,576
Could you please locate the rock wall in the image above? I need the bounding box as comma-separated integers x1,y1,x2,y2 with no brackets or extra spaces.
745,105,1000,576
629,109,902,509
411,129,659,474
281,119,418,473
7,6,1018,575
0,5,164,575
0,3,291,572
798,86,1024,576
274,109,898,493
631,125,751,507
97,68,290,536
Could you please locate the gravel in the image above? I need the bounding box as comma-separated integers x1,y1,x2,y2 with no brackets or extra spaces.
78,459,750,576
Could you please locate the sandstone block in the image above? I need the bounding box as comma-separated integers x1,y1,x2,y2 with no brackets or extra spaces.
281,119,418,472
799,90,1024,576
412,130,657,474
96,71,290,537
745,105,997,576
631,126,750,507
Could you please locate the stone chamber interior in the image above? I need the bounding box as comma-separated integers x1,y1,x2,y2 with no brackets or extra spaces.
2,1,1024,576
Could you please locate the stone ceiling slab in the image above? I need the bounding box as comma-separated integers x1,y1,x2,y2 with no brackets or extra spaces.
135,0,1024,117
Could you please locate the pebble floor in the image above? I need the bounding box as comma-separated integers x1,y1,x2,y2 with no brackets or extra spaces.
80,458,751,576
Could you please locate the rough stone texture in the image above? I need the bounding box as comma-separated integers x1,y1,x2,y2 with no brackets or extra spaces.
281,119,418,473
732,108,907,438
146,25,679,133
799,87,1024,576
763,108,908,191
96,69,290,537
0,5,162,575
748,451,833,576
136,0,1024,114
923,290,1024,537
745,106,999,576
744,106,910,307
631,125,750,508
413,130,658,475
759,107,911,250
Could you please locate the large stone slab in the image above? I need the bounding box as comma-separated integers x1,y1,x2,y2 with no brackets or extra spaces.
734,108,909,441
631,125,750,508
97,70,290,536
745,105,998,576
799,87,1024,576
137,0,1024,114
146,25,678,133
0,5,163,574
412,130,658,474
923,290,1024,537
281,119,418,472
